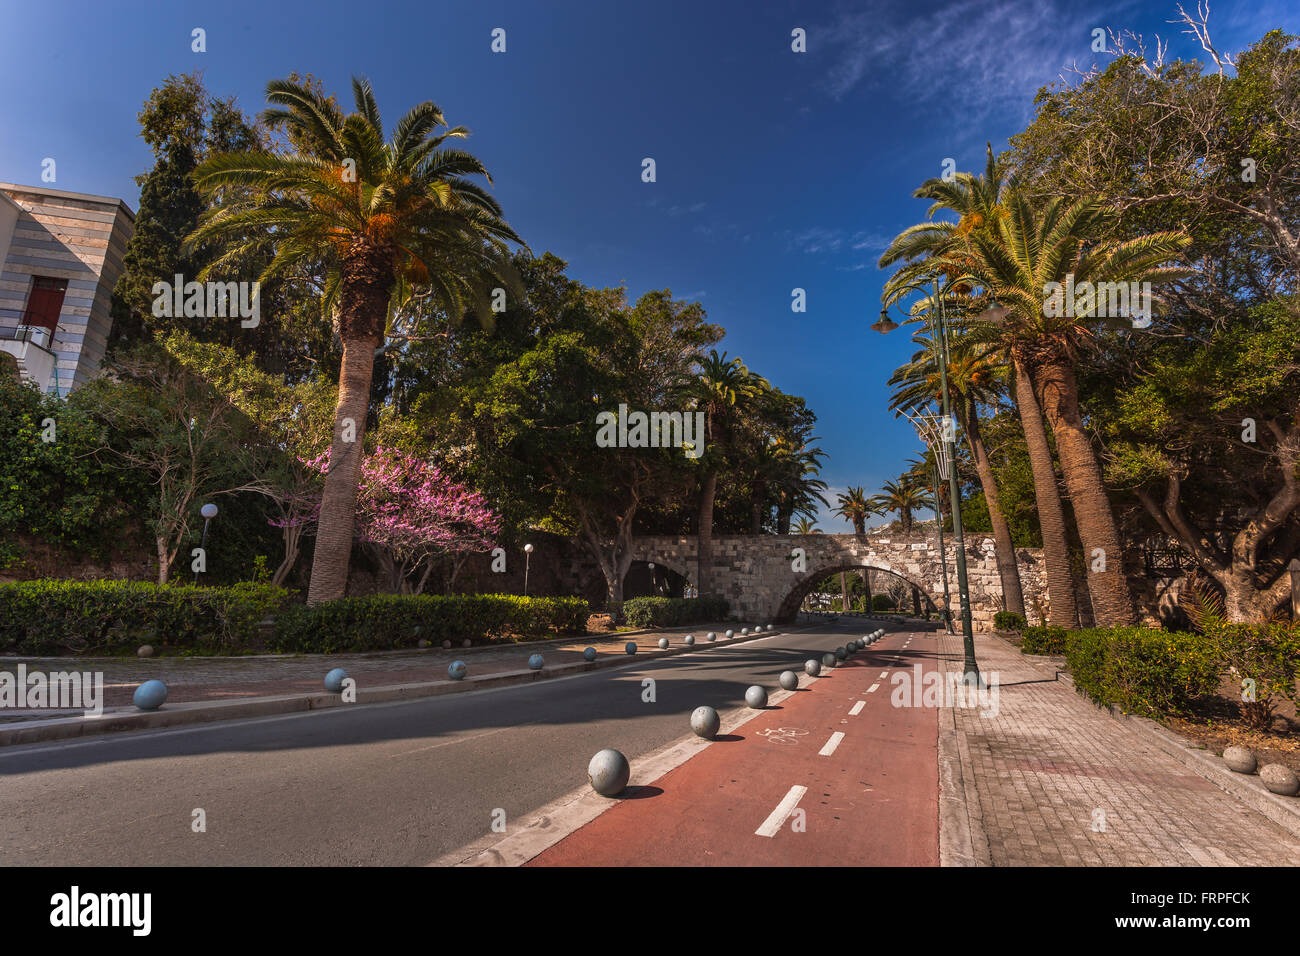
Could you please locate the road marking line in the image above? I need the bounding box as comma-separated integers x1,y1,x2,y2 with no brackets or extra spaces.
848,700,865,715
755,785,807,837
818,731,846,756
879,671,888,679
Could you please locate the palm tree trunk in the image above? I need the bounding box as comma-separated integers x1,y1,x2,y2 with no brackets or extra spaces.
964,407,1025,615
1033,355,1136,626
1011,356,1079,627
840,571,849,612
697,470,718,597
306,334,378,604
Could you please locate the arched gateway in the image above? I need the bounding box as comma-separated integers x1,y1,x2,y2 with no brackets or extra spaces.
628,533,1046,630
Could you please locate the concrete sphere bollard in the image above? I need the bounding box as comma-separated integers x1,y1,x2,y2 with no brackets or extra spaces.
442,639,452,649
133,679,168,711
779,670,799,691
835,646,848,660
741,627,750,635
1260,763,1300,796
462,638,473,648
707,632,717,642
822,653,837,669
448,660,468,681
625,641,638,655
324,668,348,693
418,639,430,649
1222,746,1256,773
744,685,769,709
725,629,735,638
137,645,154,658
583,646,598,662
690,705,721,739
658,637,670,649
588,748,631,797
528,653,545,670
804,659,821,677
684,634,695,646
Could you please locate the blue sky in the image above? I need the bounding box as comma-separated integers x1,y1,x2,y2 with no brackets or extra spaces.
1,0,1295,530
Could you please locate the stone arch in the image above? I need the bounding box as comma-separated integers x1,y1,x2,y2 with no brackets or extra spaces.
774,562,943,622
623,558,692,600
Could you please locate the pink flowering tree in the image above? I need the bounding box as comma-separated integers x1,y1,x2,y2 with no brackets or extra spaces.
294,446,500,595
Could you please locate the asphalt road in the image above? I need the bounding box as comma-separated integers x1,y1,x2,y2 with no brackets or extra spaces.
0,618,898,866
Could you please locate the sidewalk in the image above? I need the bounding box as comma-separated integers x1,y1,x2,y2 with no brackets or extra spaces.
0,624,741,719
935,629,1300,866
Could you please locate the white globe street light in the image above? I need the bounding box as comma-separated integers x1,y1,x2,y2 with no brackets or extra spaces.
523,543,534,596
195,503,219,585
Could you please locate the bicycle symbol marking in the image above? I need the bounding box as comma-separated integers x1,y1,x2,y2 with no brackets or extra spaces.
755,727,809,745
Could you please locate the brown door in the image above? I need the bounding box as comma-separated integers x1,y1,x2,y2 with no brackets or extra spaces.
24,277,68,335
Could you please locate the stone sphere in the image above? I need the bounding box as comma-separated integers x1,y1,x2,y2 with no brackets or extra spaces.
822,653,837,669
583,646,598,662
588,748,630,796
725,629,735,638
684,634,695,646
136,645,154,658
324,668,348,693
448,660,467,681
1222,746,1256,774
133,679,168,711
742,628,750,635
779,670,799,691
418,639,430,649
625,642,638,655
804,659,821,676
462,638,473,648
706,632,717,642
442,640,452,649
835,647,848,660
658,637,670,649
744,685,769,709
1260,763,1300,796
528,653,544,671
690,705,720,739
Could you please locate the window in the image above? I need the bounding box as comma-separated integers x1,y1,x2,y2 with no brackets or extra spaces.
23,276,68,335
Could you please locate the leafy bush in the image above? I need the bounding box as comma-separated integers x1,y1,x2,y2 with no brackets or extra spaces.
1020,624,1068,654
0,579,290,655
1064,626,1221,718
871,594,894,611
994,611,1027,631
622,596,729,628
269,593,588,654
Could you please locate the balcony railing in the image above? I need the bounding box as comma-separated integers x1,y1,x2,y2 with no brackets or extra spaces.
0,323,54,351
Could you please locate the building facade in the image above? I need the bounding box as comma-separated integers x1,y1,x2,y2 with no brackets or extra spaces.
0,182,135,396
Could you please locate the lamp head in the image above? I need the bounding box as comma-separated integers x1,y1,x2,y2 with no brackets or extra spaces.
872,309,900,334
524,543,534,553
200,503,218,519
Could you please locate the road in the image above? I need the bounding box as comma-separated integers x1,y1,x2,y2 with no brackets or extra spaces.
0,618,937,866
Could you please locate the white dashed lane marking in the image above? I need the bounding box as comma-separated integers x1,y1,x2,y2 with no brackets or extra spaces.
755,785,808,837
818,732,846,756
848,700,865,715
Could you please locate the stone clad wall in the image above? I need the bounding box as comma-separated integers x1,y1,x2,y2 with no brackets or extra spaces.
630,533,1047,630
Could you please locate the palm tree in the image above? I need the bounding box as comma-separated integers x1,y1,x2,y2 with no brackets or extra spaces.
889,330,1026,616
946,190,1192,625
791,516,820,534
872,478,932,535
880,146,1079,626
186,77,522,603
693,350,766,594
834,486,873,535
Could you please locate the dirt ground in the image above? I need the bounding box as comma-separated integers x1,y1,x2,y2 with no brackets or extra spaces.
1165,673,1300,776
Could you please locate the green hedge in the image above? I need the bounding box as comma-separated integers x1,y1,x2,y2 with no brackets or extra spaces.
269,593,588,653
0,579,290,655
871,594,894,611
1064,626,1221,718
994,611,1027,631
1021,624,1067,654
622,596,729,628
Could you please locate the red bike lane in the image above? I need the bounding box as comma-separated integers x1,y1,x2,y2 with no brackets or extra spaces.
527,630,940,866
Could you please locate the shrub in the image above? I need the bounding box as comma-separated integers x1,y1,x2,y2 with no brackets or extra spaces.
871,594,894,611
1064,626,1220,718
994,611,1027,631
622,596,729,628
1205,622,1300,731
1020,624,1068,655
0,579,290,655
269,593,589,654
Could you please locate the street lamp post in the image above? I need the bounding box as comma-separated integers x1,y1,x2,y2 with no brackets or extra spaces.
195,502,218,586
901,408,955,635
523,543,534,596
874,278,981,685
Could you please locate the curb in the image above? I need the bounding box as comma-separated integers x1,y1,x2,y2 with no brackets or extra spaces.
0,626,794,748
1053,670,1300,840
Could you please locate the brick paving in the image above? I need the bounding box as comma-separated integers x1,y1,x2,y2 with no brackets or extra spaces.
935,628,1300,866
0,625,730,716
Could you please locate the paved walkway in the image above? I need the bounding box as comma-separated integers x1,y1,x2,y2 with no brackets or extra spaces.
0,625,736,716
936,629,1300,866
